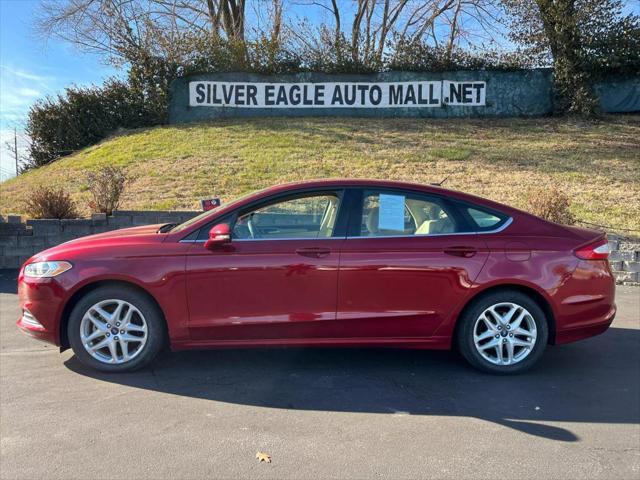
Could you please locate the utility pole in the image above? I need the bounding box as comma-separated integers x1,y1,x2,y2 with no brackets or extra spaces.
14,127,18,175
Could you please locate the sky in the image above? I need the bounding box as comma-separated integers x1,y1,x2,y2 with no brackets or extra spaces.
1,0,637,181
0,0,119,180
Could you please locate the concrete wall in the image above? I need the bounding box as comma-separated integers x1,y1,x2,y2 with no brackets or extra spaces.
169,70,639,122
0,210,199,269
608,235,640,285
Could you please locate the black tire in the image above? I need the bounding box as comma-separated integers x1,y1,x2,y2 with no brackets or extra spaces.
457,290,549,374
67,286,166,372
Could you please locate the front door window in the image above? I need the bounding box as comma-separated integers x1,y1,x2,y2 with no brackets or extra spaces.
233,194,340,240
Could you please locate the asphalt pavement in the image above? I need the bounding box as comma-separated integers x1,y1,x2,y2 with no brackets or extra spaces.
1,269,638,479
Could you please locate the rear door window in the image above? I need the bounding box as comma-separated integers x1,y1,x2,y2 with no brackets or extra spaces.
357,190,465,237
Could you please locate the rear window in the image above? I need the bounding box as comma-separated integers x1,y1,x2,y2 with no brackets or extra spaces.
464,205,509,231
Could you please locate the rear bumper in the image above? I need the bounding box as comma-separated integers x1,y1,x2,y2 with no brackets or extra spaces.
555,304,616,344
553,259,616,345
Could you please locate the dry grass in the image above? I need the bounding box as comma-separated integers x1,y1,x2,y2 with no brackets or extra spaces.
1,116,639,234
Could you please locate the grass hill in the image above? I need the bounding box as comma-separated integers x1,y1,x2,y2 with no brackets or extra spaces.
1,116,639,234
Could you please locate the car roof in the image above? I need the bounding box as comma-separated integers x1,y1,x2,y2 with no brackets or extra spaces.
259,178,513,213
259,178,450,198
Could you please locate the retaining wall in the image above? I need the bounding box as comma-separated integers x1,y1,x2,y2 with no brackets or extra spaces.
607,235,640,286
0,210,199,269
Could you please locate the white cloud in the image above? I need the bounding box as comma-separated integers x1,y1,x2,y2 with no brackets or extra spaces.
0,65,51,83
0,64,53,180
1,69,36,121
17,87,41,97
0,66,42,180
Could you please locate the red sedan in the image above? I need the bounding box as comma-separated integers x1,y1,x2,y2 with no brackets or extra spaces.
17,179,615,374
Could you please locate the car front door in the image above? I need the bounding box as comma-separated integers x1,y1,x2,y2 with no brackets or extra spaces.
185,190,347,342
336,188,491,341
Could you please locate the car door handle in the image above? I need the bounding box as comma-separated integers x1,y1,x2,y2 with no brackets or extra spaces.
444,246,477,258
296,247,331,258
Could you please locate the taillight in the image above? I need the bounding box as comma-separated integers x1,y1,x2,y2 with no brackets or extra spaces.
574,238,610,260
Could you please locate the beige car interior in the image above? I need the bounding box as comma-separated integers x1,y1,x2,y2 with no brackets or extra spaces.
363,196,455,236
234,194,339,239
318,196,339,237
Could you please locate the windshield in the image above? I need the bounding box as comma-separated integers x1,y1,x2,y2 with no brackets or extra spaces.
167,190,259,233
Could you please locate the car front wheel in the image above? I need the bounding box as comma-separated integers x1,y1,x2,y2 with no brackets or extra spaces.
68,286,165,372
457,290,549,374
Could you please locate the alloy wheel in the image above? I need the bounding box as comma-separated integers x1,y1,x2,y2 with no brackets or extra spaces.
79,299,148,364
472,302,538,366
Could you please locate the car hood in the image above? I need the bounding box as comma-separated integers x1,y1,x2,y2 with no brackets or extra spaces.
78,224,164,241
31,224,166,262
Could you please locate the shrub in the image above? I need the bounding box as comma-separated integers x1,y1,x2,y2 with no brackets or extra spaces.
387,40,531,72
25,187,78,219
86,166,129,215
26,78,161,168
525,187,576,225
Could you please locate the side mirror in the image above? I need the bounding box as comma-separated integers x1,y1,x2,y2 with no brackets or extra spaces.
204,223,231,250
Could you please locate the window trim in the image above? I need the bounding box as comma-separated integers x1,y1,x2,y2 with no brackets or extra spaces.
344,216,512,240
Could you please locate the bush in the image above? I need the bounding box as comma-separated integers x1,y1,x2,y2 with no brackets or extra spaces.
387,40,531,72
86,166,129,215
184,34,306,75
26,78,162,168
525,187,575,225
25,187,78,219
183,34,531,77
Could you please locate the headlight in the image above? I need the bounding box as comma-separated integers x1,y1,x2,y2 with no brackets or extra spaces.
24,261,73,278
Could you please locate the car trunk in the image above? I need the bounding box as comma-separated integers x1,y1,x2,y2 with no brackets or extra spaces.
561,224,606,247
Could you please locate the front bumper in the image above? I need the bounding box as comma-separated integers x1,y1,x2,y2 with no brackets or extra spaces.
16,310,58,344
17,273,66,346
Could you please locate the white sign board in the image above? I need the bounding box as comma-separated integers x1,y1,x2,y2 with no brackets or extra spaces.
189,81,486,108
378,194,406,231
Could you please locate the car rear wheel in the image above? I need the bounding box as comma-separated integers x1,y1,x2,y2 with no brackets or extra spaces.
457,290,548,374
68,286,165,372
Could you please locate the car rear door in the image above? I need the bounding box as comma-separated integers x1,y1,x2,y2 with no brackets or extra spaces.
185,189,348,342
335,188,490,340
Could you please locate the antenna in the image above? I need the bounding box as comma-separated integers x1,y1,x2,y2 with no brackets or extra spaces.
430,175,449,186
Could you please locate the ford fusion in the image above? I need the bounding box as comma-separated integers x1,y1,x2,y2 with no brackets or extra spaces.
17,180,615,374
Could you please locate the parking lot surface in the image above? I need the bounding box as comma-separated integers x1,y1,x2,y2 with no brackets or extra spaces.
1,269,638,479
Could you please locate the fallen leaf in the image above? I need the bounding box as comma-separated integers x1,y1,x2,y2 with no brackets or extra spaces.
256,452,271,463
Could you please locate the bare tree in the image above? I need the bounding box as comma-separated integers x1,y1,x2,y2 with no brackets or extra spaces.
36,0,249,66
270,0,283,43
292,0,504,66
